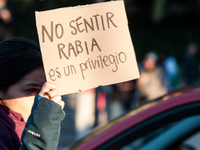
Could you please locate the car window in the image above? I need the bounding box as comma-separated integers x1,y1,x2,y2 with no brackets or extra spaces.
120,123,176,150
120,115,200,150
174,130,200,150
95,102,200,150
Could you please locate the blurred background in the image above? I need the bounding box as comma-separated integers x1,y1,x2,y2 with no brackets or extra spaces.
3,0,200,149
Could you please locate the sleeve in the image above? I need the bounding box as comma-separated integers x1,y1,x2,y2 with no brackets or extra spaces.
19,94,66,150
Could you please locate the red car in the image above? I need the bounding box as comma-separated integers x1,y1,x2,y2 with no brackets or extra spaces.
64,85,200,150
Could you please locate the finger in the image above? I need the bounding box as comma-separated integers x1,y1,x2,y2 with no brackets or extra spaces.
43,92,53,99
58,100,65,110
42,89,58,99
40,82,57,94
39,82,58,97
51,95,62,103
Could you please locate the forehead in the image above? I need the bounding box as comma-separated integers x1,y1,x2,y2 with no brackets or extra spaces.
17,67,46,86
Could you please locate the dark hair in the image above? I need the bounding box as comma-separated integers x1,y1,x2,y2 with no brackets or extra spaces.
0,37,44,91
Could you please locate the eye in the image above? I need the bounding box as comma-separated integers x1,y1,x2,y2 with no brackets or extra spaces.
26,88,40,95
28,89,37,93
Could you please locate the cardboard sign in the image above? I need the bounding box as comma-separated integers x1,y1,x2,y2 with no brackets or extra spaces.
35,0,140,95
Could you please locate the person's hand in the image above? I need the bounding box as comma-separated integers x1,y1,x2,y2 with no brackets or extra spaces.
39,82,65,109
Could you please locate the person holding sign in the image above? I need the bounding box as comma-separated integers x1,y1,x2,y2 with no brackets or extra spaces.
0,37,65,150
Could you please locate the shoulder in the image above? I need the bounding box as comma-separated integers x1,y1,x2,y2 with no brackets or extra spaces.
0,105,21,149
0,111,21,149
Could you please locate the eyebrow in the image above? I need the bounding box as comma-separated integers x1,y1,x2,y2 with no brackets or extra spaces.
24,83,43,87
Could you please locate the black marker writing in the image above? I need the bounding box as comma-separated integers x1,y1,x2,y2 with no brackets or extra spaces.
69,12,117,35
42,21,64,43
80,52,126,79
58,38,101,59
